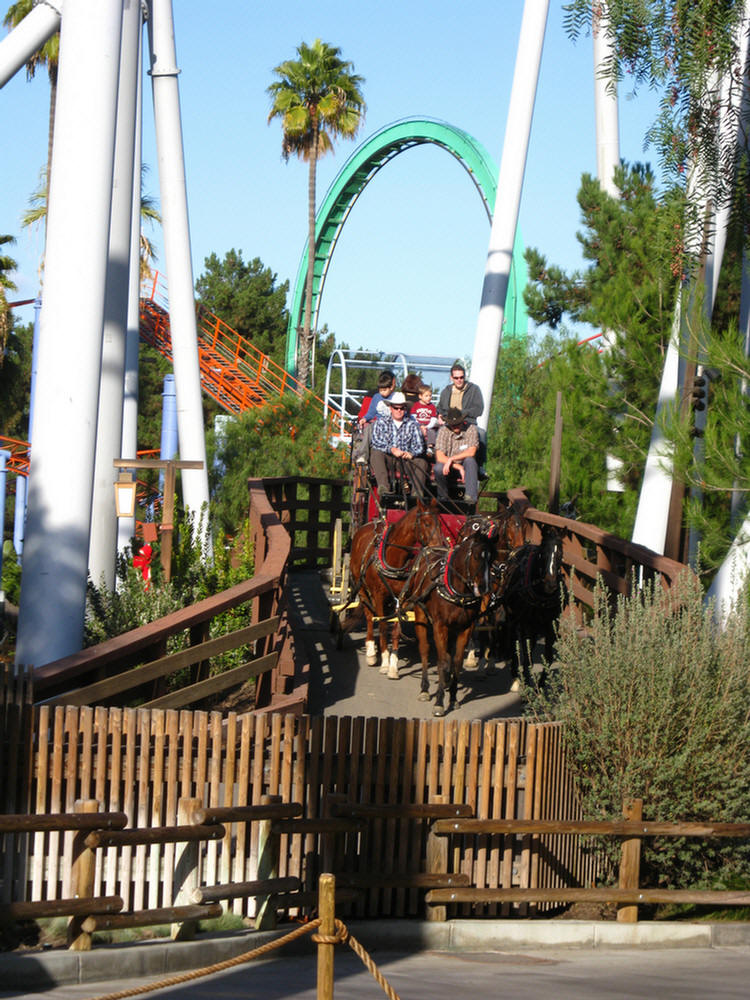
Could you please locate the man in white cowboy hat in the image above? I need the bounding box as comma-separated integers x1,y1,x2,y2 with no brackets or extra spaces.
434,407,479,506
370,391,429,499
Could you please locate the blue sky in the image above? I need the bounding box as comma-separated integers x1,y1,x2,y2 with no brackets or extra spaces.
2,1,663,367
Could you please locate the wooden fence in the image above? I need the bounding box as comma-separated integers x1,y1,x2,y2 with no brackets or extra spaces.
1,708,596,919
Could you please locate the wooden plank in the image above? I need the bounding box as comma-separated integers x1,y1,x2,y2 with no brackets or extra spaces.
432,818,750,837
48,707,65,900
204,713,223,895
104,709,123,903
395,719,415,916
234,713,252,910
93,707,109,902
133,710,151,911
31,705,50,900
618,798,643,923
426,887,750,906
149,711,166,909
220,712,237,909
162,710,180,908
501,722,519,915
139,653,278,710
44,619,280,706
120,708,138,910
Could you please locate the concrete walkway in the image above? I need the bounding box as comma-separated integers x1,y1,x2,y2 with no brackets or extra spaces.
2,920,750,997
290,570,529,722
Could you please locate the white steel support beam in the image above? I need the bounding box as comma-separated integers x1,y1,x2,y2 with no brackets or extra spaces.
147,0,210,532
471,0,549,432
90,0,144,590
118,22,145,561
593,10,620,198
0,0,62,89
16,0,124,667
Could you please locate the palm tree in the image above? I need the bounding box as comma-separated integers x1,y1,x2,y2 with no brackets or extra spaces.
0,233,18,364
267,39,365,386
4,1,59,210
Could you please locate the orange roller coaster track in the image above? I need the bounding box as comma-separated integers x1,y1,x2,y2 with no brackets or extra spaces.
2,274,335,474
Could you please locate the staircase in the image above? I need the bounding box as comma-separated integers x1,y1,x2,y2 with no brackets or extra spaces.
140,272,327,416
1,274,331,472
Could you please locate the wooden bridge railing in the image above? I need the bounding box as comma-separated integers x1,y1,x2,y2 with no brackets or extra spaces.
28,477,303,714
505,488,690,617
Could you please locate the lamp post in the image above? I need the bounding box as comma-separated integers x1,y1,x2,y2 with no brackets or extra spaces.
114,458,203,582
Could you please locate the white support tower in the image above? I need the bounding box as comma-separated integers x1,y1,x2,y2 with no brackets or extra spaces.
471,0,549,432
16,0,124,667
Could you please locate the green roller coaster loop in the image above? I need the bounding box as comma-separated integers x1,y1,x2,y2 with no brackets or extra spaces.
286,116,528,374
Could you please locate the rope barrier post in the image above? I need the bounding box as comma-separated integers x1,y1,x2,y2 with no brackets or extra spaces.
172,797,202,940
68,799,99,950
317,873,336,1000
255,794,282,931
617,798,643,924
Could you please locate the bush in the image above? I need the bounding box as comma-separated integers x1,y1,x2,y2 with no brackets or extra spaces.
527,573,750,889
85,513,255,683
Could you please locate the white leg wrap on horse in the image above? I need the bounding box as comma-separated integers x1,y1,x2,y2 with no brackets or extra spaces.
379,649,390,673
387,652,399,680
366,639,377,664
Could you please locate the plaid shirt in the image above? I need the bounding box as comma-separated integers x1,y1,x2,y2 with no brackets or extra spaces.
435,423,479,458
371,415,425,456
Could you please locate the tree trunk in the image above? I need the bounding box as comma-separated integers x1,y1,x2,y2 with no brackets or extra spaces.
299,125,318,387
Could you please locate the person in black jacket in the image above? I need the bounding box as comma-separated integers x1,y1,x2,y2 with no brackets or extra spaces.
437,362,484,425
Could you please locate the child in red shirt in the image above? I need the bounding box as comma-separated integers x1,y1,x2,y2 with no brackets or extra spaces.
411,383,439,455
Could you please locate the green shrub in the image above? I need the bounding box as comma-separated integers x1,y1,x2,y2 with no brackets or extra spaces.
527,573,750,889
85,513,256,684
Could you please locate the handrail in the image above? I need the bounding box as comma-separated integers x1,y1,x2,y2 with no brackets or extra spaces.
32,477,300,713
505,488,690,614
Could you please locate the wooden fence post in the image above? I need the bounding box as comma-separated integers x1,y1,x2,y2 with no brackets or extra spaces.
317,873,336,1000
617,798,643,923
255,794,281,931
68,799,99,950
171,797,202,940
426,798,448,922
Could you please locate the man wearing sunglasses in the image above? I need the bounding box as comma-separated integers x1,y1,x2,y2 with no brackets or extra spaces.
437,361,484,426
370,392,429,499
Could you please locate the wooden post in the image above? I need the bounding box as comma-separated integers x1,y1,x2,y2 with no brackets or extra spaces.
171,797,202,940
426,801,449,922
68,799,99,950
161,460,176,582
617,798,643,923
317,873,336,1000
255,795,282,931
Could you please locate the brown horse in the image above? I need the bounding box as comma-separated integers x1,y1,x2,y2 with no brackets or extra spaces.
463,503,528,669
400,515,498,715
495,523,565,688
348,499,447,678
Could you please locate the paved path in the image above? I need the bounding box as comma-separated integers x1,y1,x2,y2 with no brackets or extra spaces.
288,570,530,722
5,945,750,999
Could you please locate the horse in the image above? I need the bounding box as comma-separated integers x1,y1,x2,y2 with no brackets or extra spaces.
399,515,498,716
347,499,447,678
461,502,528,670
495,523,565,688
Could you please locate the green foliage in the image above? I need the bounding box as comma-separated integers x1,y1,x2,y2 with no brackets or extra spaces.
2,540,21,606
527,575,750,889
209,394,348,533
487,334,636,537
0,318,32,440
195,249,289,365
564,2,746,223
662,317,750,578
85,513,255,682
525,164,684,501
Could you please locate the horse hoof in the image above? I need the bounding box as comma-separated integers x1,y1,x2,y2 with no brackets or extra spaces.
387,664,399,680
367,654,379,666
432,705,445,717
418,691,430,702
379,662,389,674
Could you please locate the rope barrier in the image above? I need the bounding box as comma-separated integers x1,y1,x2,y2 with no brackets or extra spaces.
82,919,321,1000
80,913,402,1000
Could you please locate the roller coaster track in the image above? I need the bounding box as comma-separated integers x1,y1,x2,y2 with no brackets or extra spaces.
2,274,331,478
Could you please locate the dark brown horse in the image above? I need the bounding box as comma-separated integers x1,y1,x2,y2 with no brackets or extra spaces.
400,515,499,715
348,499,447,678
496,523,565,688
